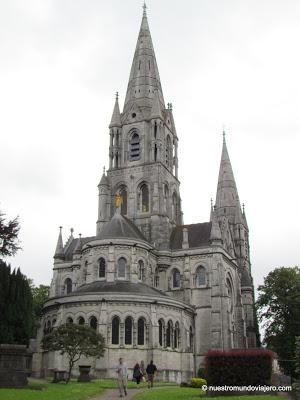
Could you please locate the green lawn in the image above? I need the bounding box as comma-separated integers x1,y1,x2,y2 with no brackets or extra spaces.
132,388,280,400
0,378,176,400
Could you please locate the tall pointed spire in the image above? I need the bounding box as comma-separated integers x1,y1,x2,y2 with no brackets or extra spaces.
215,132,242,223
123,4,165,116
109,92,121,128
54,226,64,259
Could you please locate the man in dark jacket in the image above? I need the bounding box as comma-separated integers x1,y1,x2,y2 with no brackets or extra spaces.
146,360,157,389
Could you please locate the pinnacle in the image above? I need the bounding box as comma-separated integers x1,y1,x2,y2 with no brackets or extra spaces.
109,94,121,127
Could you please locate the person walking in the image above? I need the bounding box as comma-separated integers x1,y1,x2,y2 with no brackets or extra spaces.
146,360,157,389
133,363,143,385
116,358,128,397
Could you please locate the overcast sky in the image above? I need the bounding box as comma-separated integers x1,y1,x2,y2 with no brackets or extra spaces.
1,0,299,291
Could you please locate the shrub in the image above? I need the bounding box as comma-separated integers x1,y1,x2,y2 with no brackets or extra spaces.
180,382,189,387
197,367,206,378
190,377,207,388
205,349,274,386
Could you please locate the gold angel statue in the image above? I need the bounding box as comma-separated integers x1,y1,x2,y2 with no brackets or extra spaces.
115,193,123,208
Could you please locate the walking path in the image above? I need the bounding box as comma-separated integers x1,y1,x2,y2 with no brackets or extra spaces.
91,388,146,400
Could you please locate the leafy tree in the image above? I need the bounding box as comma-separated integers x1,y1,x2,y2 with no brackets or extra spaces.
28,280,49,335
0,211,21,258
257,266,300,377
42,324,105,382
0,260,33,344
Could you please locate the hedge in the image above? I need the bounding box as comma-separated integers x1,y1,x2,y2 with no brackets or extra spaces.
205,349,274,386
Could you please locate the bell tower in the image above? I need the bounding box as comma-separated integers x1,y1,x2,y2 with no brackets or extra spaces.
97,4,182,248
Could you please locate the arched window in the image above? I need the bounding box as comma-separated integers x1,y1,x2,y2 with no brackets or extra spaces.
66,317,73,324
47,320,51,333
90,316,97,330
137,318,145,345
166,135,172,167
189,326,194,351
172,192,177,221
98,257,106,278
226,278,234,312
78,316,85,325
117,257,127,279
172,268,181,288
164,184,169,212
52,318,56,327
125,316,133,345
154,267,159,288
130,132,140,160
174,322,180,349
158,319,164,347
138,183,149,212
154,144,158,161
196,266,206,286
112,316,120,344
65,278,72,294
118,185,128,215
166,320,173,347
138,260,144,281
83,261,88,281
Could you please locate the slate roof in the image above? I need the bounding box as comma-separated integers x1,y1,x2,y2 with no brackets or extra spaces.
64,236,95,261
98,212,147,242
170,222,212,250
68,281,167,298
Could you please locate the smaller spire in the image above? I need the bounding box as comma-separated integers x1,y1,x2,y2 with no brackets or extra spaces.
109,93,121,128
98,167,109,186
242,203,249,229
54,226,64,259
210,198,214,221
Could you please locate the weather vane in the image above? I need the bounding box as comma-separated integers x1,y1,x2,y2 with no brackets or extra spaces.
143,1,147,15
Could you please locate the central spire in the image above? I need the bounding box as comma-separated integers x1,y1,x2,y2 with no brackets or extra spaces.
123,5,165,116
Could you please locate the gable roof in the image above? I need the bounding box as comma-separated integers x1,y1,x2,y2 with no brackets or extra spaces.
170,222,212,250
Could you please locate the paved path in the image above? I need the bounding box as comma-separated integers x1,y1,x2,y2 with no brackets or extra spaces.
91,388,146,400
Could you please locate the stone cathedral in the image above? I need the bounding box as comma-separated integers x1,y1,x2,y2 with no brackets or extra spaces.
34,6,257,381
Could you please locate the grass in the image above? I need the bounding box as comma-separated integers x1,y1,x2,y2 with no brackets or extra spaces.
0,378,176,400
132,388,280,400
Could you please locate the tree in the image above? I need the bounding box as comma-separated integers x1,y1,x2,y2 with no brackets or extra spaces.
257,266,300,377
0,260,33,344
28,280,50,335
42,324,105,382
0,211,21,258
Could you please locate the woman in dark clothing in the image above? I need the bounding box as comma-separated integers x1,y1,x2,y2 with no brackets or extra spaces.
133,363,143,384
